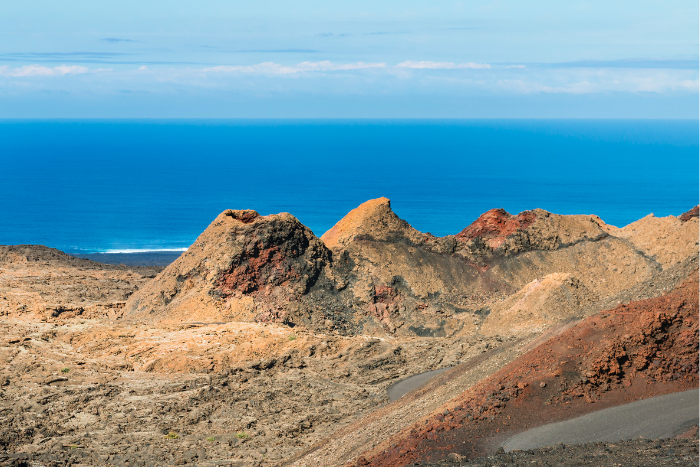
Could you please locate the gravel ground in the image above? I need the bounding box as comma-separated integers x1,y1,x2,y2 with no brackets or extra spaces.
409,437,699,467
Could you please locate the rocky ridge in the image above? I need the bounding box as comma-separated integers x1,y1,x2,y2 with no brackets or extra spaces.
126,199,698,341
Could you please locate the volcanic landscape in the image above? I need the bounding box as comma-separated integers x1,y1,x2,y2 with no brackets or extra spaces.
0,199,697,467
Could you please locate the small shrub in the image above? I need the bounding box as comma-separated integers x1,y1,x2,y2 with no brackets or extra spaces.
165,432,179,439
60,368,70,373
288,335,297,341
235,432,249,439
206,436,216,442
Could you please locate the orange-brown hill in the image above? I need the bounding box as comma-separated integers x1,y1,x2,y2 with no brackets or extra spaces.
123,209,353,330
125,198,698,337
355,269,699,466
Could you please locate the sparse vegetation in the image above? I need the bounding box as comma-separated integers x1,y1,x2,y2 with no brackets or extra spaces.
288,335,297,341
235,432,249,439
206,436,216,442
165,432,179,439
60,368,70,373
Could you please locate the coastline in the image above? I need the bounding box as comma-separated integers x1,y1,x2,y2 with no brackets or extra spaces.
72,251,183,267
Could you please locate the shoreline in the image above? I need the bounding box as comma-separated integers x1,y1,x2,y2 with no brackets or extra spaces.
72,251,183,267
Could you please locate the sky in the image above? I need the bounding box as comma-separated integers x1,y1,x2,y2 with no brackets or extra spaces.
0,1,698,118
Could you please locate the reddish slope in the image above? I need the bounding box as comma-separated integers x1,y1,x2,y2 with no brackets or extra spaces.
356,270,699,466
455,208,537,248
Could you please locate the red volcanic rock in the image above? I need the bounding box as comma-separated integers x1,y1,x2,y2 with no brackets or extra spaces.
679,205,699,222
359,270,699,466
456,208,536,248
368,285,405,333
225,209,259,224
374,285,398,303
124,209,332,326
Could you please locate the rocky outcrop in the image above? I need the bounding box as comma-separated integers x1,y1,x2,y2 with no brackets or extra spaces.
679,205,699,222
321,197,428,250
455,208,537,247
454,208,608,264
124,210,340,329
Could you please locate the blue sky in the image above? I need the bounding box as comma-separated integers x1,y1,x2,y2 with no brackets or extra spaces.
0,1,697,118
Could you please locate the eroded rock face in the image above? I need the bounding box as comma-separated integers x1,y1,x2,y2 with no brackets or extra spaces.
124,210,335,329
213,210,329,297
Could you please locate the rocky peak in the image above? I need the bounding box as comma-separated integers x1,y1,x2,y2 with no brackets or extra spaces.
124,209,331,324
321,197,428,249
224,209,260,224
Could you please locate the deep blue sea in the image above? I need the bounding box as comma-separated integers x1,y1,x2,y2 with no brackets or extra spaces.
1,119,698,254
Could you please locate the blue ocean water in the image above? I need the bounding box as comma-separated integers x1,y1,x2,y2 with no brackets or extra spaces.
1,119,698,254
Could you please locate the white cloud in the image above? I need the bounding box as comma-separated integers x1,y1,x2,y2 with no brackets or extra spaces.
396,60,491,69
495,69,699,94
203,61,386,75
0,65,90,77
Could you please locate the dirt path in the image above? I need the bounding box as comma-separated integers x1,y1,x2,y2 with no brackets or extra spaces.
387,368,451,402
504,389,699,451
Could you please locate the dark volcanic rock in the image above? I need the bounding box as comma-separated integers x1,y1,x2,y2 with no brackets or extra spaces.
213,210,329,297
679,205,699,222
124,209,338,330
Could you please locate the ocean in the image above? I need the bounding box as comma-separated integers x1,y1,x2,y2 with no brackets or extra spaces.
1,119,698,254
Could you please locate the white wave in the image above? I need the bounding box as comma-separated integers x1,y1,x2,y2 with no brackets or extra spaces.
100,248,188,254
